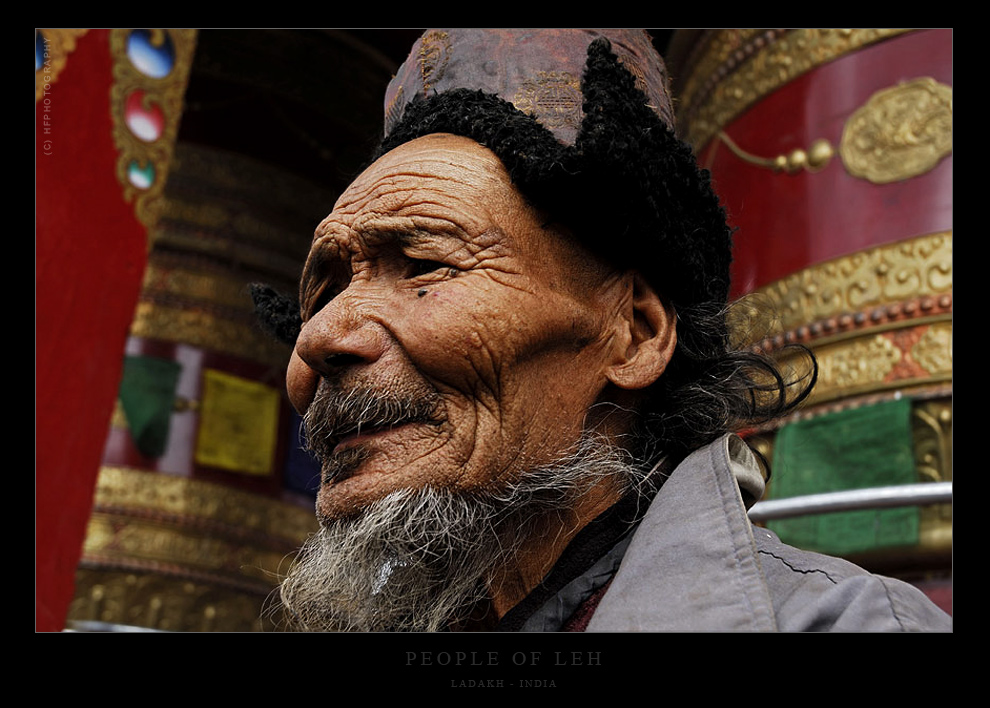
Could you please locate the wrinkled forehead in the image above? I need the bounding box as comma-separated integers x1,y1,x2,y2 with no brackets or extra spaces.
313,134,527,248
304,132,612,293
336,135,509,209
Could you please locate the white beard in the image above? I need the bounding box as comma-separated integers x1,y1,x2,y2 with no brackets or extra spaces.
275,434,651,632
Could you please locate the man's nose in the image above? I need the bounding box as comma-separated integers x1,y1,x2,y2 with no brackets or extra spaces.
286,292,387,412
298,296,388,372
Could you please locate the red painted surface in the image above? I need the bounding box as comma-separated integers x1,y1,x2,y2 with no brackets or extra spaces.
696,29,953,299
919,582,952,617
36,30,149,631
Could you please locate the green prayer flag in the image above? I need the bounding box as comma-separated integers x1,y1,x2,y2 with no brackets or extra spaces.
768,398,919,556
118,354,182,458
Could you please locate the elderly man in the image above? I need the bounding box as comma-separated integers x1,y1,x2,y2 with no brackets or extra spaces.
254,29,951,632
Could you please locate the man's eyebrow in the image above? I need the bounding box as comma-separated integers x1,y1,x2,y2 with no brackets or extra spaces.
359,221,470,248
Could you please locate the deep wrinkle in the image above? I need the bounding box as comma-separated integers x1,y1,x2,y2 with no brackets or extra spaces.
302,222,482,321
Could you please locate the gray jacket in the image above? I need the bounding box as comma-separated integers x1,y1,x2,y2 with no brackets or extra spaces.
522,434,952,632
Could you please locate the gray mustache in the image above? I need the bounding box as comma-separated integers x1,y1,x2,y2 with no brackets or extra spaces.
302,381,442,460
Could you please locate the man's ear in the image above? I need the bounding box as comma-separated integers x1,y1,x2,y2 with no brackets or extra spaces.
605,272,677,391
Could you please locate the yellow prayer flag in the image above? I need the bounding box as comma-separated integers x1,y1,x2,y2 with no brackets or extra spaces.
195,368,280,476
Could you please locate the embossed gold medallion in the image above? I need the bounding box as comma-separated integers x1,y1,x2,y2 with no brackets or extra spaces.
840,78,953,184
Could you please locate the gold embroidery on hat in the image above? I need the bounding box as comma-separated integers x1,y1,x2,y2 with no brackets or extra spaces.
615,52,675,130
418,30,451,95
513,71,583,129
384,84,405,135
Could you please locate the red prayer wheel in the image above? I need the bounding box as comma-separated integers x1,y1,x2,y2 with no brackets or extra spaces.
668,29,951,610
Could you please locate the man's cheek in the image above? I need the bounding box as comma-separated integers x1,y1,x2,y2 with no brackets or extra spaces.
396,309,505,388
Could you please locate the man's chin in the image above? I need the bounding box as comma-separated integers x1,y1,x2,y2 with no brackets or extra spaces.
280,432,643,631
280,484,504,632
316,480,379,523
315,447,376,521
315,454,435,523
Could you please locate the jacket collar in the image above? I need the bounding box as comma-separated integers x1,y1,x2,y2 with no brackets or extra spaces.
586,434,778,631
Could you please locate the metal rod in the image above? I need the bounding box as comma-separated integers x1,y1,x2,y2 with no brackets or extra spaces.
748,482,952,522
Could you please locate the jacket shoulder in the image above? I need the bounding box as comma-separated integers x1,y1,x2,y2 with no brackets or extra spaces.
753,528,952,632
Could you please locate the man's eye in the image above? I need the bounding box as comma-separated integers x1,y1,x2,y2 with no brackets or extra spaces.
307,283,341,318
408,259,455,278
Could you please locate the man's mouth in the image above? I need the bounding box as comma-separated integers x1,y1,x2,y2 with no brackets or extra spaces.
330,420,421,455
316,415,443,487
302,380,445,487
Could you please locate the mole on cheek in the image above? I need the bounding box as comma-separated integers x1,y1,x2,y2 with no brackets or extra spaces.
418,289,427,298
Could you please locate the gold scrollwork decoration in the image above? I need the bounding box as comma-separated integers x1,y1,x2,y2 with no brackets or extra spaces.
152,143,327,264
911,320,953,377
82,513,282,586
819,333,902,394
840,77,952,184
35,28,88,101
675,29,784,117
913,395,953,547
735,231,952,340
109,29,198,231
92,465,317,547
68,567,275,632
76,463,317,631
141,259,258,314
774,320,951,406
912,399,952,484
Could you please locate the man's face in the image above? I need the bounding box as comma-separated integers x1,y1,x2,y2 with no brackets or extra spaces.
288,134,622,522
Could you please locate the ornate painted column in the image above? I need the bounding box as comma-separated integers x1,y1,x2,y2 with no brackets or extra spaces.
37,28,210,632
668,29,951,611
53,28,417,632
37,28,156,633
58,29,410,632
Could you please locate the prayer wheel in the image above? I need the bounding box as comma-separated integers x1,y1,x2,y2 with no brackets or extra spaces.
667,29,951,609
